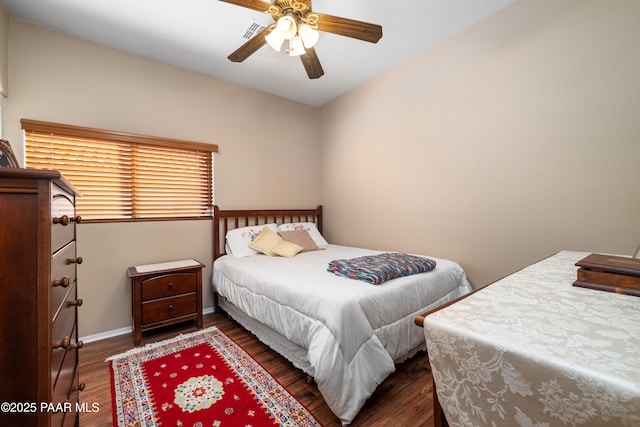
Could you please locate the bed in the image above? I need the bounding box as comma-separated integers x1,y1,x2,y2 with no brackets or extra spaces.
211,205,472,425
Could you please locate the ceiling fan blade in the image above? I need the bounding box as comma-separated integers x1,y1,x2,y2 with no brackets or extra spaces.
218,0,270,13
228,28,270,62
315,13,382,43
300,47,324,79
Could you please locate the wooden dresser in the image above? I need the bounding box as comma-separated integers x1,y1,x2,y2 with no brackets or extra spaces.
0,168,83,426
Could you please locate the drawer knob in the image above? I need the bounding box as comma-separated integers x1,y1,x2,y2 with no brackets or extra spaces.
69,340,84,350
53,336,70,350
168,305,174,312
53,215,69,226
52,276,70,287
73,383,86,392
168,282,174,289
53,215,82,226
67,298,83,307
67,257,83,265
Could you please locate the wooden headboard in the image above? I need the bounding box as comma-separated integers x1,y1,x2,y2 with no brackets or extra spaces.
212,205,323,260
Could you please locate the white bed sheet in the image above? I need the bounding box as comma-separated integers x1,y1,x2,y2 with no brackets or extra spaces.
212,244,471,425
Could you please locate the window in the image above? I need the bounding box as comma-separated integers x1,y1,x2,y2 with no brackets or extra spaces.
23,119,218,222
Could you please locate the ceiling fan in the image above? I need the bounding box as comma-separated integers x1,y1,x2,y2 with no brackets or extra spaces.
220,0,383,79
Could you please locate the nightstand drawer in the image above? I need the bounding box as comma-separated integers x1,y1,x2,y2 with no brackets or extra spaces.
141,272,197,301
141,293,196,324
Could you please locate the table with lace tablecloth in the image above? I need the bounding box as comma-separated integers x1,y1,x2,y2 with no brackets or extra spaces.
423,251,640,427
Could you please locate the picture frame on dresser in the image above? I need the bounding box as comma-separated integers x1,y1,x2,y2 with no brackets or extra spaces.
0,139,19,167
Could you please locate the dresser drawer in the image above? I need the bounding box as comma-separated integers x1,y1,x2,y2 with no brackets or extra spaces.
52,294,77,385
141,272,197,301
51,337,78,427
51,242,77,315
52,337,77,398
61,367,80,427
52,282,77,335
51,193,76,254
142,293,196,324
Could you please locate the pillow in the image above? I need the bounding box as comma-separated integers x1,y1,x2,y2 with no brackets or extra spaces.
272,240,304,258
225,223,277,257
278,230,321,252
277,222,328,246
248,226,284,256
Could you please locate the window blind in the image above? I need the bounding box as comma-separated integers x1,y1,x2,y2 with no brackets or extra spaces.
22,119,217,222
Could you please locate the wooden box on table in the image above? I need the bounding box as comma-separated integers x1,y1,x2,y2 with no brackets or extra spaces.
573,253,640,297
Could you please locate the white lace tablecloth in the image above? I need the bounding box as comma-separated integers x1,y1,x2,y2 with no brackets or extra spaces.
423,251,640,427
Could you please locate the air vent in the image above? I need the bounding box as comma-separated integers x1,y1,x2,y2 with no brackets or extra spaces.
239,20,267,40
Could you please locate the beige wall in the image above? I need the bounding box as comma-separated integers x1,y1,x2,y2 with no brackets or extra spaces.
3,20,321,338
319,0,640,288
5,0,640,337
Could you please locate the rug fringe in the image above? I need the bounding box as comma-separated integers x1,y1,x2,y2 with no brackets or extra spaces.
106,326,219,362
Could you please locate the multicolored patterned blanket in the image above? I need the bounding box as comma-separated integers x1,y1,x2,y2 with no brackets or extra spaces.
327,252,437,285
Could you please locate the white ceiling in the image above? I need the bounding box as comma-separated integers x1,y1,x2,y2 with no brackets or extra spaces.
2,0,516,106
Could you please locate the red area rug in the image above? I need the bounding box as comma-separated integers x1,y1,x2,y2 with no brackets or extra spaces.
108,327,322,427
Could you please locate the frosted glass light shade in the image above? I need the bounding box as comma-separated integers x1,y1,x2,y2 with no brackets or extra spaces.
276,15,297,39
289,36,305,56
298,23,319,48
265,30,285,51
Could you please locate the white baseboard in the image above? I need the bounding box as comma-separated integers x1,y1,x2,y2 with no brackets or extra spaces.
81,326,132,344
80,306,216,344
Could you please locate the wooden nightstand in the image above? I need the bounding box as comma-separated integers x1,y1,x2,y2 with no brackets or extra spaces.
128,259,205,345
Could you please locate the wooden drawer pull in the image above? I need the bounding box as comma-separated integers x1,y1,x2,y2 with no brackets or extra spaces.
68,340,84,350
53,336,70,350
67,298,84,307
168,305,174,312
168,282,174,289
53,215,69,226
53,215,82,226
73,383,86,392
67,298,83,307
52,338,83,350
52,276,70,287
67,257,83,265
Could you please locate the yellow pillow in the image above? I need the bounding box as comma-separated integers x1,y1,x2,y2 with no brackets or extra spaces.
248,226,283,256
272,241,304,258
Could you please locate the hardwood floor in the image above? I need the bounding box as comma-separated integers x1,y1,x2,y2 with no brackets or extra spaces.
79,311,436,426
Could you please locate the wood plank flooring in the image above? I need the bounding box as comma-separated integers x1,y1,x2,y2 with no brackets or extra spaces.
79,311,435,426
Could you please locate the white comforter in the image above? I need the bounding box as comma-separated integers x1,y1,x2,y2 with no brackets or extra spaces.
212,244,471,425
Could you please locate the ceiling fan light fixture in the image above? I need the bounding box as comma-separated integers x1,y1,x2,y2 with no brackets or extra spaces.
265,28,285,51
288,36,305,56
298,23,319,49
224,0,382,80
276,15,297,39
